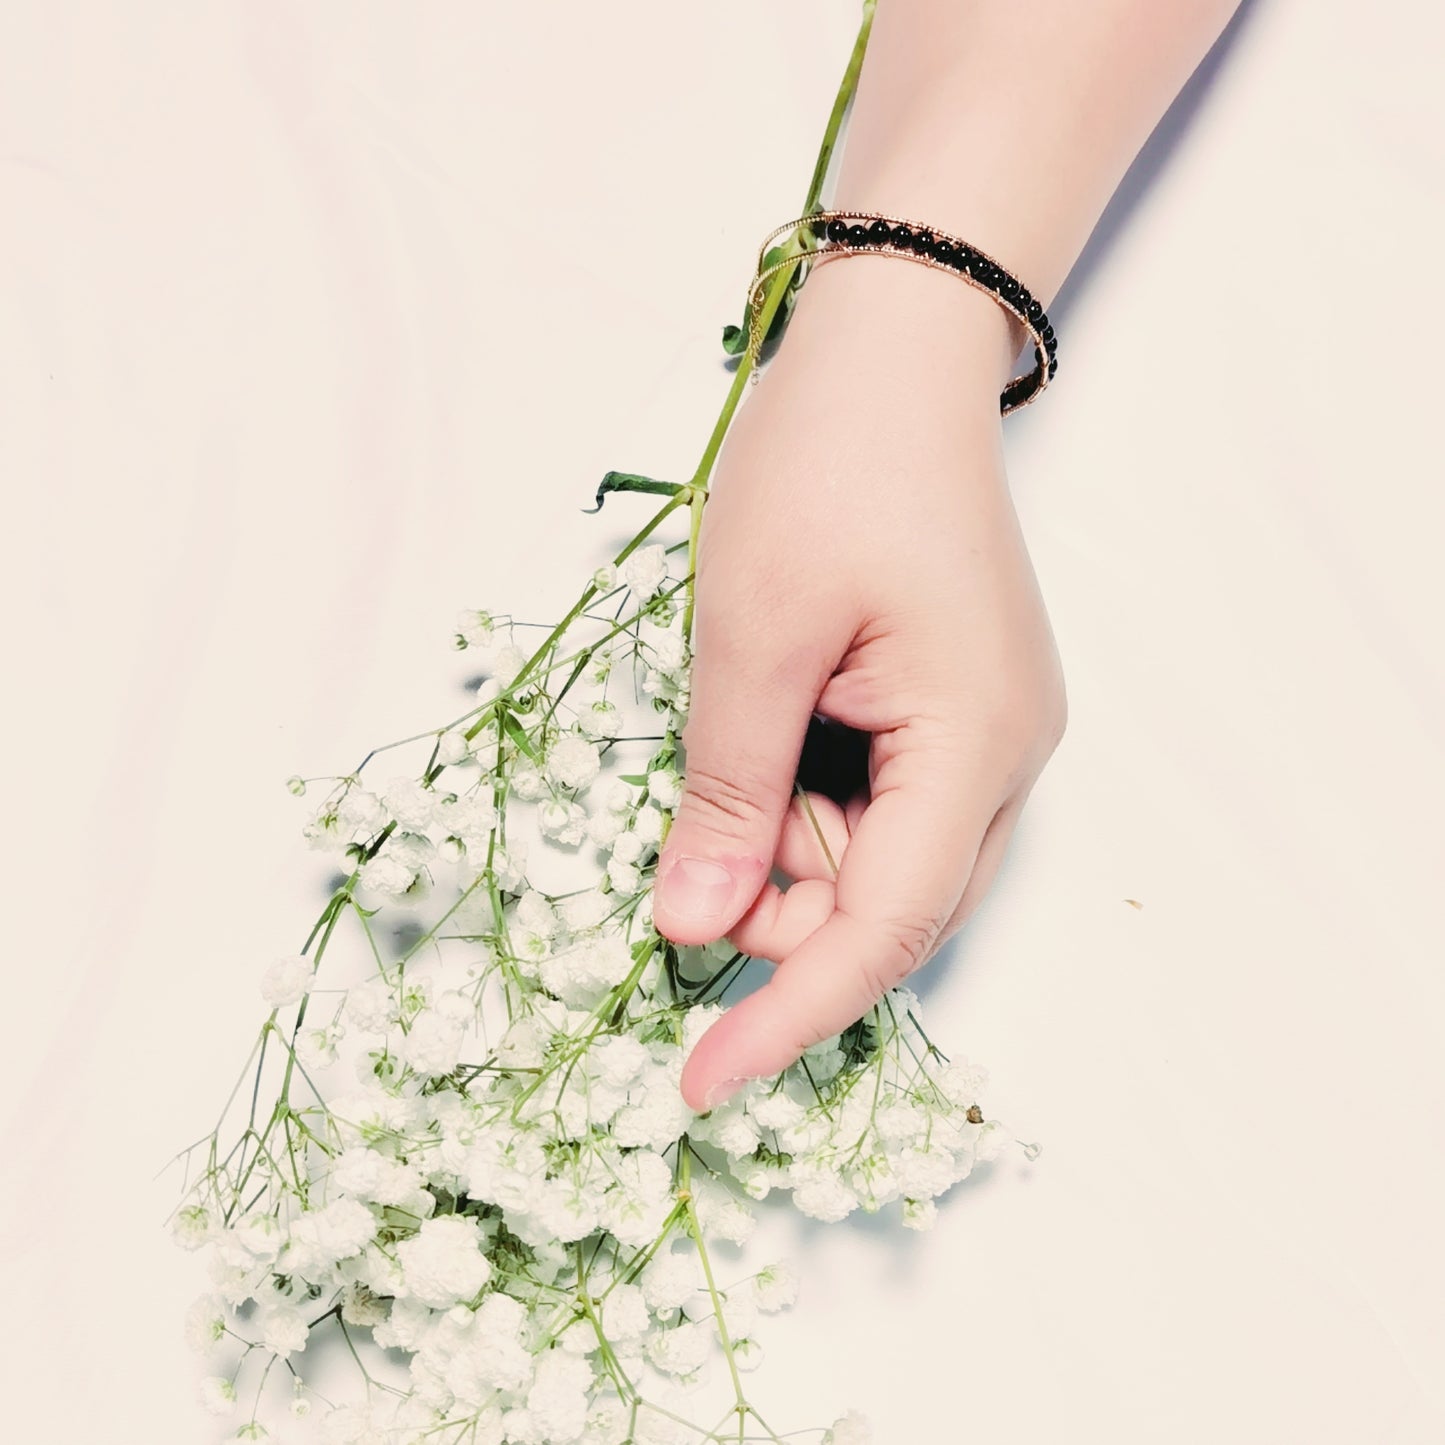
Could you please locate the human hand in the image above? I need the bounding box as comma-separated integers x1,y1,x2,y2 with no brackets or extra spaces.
652,257,1068,1111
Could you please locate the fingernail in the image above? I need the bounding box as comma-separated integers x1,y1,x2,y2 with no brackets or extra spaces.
656,855,735,924
703,1076,750,1110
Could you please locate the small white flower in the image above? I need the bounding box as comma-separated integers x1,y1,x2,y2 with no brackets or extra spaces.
356,851,418,903
296,1023,343,1070
340,1282,388,1328
824,1410,873,1445
586,808,624,848
607,858,640,895
493,843,528,892
646,1318,711,1377
790,1163,858,1223
436,730,470,765
489,642,528,685
559,888,610,932
261,954,315,1008
579,700,622,740
400,1009,466,1078
750,1091,806,1132
184,1294,229,1351
731,1335,764,1372
336,786,387,837
456,608,496,647
601,1283,650,1342
638,617,688,674
526,1349,592,1443
232,1212,286,1264
893,1144,959,1200
640,1249,698,1315
535,1176,601,1243
974,1119,1008,1162
511,765,546,801
631,804,665,846
750,1261,798,1314
344,978,398,1034
258,1302,310,1358
199,1376,237,1416
590,1033,649,1088
539,799,589,846
709,1109,760,1159
646,769,681,808
284,1196,377,1275
591,564,618,592
901,1196,938,1230
396,1214,491,1308
437,793,497,847
621,544,668,601
381,776,437,831
171,1204,212,1251
546,734,601,791
515,890,558,939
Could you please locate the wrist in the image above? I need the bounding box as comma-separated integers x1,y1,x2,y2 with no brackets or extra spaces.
778,250,1024,402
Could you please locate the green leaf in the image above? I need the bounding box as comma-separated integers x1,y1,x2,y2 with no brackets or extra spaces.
719,250,806,359
500,712,537,761
583,470,683,515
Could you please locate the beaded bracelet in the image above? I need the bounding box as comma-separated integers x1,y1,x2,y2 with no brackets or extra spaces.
743,208,1058,416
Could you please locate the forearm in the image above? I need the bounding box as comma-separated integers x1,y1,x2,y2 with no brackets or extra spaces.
835,0,1244,304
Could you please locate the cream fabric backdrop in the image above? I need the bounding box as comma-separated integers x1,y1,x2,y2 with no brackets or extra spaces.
3,1,1442,1439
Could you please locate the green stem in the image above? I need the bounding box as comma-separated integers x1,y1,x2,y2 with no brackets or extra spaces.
682,0,876,641
803,0,876,215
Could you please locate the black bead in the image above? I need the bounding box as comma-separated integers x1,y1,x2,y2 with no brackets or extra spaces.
911,229,935,254
1047,357,1058,378
1026,298,1044,322
810,217,830,239
933,239,957,265
1001,277,1020,300
846,223,868,246
891,224,914,248
866,219,892,243
826,218,850,243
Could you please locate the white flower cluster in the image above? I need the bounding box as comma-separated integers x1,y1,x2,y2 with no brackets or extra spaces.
174,535,1027,1444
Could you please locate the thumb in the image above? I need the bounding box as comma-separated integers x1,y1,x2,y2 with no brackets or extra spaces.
652,617,826,948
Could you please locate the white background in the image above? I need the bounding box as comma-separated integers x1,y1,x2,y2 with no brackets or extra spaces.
3,1,1443,1440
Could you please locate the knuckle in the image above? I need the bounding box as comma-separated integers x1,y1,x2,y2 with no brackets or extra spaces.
856,913,935,1001
968,667,1069,771
676,759,770,838
788,1010,841,1057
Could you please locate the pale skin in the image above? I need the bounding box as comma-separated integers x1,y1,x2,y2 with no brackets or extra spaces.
653,0,1245,1111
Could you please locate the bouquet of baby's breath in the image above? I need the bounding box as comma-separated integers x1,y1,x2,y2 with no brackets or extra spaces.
168,6,1036,1441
